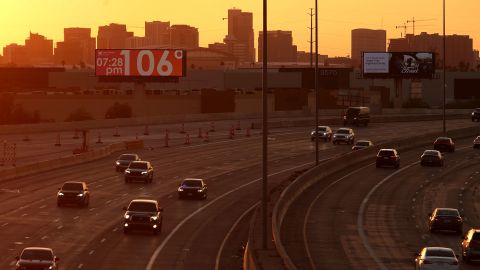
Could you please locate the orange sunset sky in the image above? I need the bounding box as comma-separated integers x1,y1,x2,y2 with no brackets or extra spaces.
0,0,478,57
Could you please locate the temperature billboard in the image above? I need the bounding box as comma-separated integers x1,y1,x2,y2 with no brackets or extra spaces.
363,52,435,78
95,49,186,77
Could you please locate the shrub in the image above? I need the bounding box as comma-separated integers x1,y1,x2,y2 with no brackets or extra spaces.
65,107,93,122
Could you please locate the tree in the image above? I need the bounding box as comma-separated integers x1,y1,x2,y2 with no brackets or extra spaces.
105,102,132,119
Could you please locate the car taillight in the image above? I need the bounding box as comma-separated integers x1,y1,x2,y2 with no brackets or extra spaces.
390,156,396,160
423,260,432,264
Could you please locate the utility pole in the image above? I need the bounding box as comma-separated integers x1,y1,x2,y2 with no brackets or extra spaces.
262,0,268,250
308,8,314,67
443,0,446,135
314,0,319,165
395,23,407,38
406,17,435,36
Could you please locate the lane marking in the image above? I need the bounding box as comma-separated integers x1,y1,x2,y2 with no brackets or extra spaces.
2,222,9,227
100,238,106,243
78,263,83,269
89,250,95,255
57,225,63,230
41,236,47,240
215,202,259,270
146,161,314,270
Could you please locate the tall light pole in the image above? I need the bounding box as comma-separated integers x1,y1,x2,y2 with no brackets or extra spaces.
314,0,319,165
309,8,314,67
442,0,446,135
262,0,268,249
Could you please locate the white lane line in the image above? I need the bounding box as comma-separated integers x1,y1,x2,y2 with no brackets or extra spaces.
41,236,47,240
146,161,314,270
53,218,60,222
113,228,118,232
10,261,16,266
303,164,373,270
21,213,27,217
0,188,20,193
89,250,95,255
214,202,260,270
57,225,63,230
39,205,46,209
89,208,96,211
100,238,106,243
73,216,79,220
97,184,103,188
105,200,112,205
78,263,83,269
167,195,173,199
358,162,418,270
2,222,9,227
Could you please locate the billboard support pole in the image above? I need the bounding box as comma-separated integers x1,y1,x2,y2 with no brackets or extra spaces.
394,78,403,108
442,0,446,135
314,0,319,166
262,0,268,250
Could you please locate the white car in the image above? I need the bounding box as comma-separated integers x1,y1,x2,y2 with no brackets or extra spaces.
415,247,459,270
473,136,480,149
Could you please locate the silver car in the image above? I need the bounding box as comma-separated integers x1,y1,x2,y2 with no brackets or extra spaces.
310,126,333,142
352,140,373,150
414,247,459,270
332,128,355,145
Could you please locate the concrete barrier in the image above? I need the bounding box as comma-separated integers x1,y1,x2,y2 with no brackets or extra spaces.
256,125,480,270
0,141,127,182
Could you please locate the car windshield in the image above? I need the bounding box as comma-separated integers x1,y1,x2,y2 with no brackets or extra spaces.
21,249,53,260
436,138,451,143
128,202,157,212
423,150,439,156
62,182,83,190
425,249,454,258
129,162,147,169
336,129,350,134
472,233,480,241
378,150,395,157
436,209,459,216
119,154,137,161
317,127,327,131
356,141,370,146
346,108,360,116
182,180,202,187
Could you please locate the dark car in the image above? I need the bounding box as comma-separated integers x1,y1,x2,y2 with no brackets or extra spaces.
178,178,208,200
433,137,455,152
115,154,140,172
15,247,59,270
57,181,90,207
428,208,463,234
123,199,163,234
461,228,480,263
472,108,480,122
332,128,355,145
420,150,444,166
310,126,333,142
473,136,480,149
124,161,154,183
352,140,373,150
343,106,370,126
375,149,400,168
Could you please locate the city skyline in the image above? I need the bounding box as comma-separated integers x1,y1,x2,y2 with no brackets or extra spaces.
1,0,479,57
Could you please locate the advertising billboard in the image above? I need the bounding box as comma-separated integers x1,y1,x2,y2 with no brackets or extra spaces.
95,49,186,77
363,52,435,78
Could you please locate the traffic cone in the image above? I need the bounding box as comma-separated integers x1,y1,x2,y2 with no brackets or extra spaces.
164,129,169,148
96,133,103,144
236,120,241,130
184,133,191,145
144,125,150,136
198,128,203,138
72,130,79,139
246,128,251,137
180,123,186,134
210,122,215,132
54,134,61,146
113,126,120,137
203,131,209,142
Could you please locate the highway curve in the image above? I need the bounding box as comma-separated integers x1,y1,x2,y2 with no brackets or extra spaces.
0,119,476,270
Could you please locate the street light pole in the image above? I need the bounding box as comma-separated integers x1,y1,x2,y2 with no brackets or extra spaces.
314,0,319,165
442,0,446,135
262,0,268,249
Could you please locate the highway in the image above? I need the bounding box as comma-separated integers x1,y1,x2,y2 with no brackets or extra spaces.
283,137,480,270
0,119,477,269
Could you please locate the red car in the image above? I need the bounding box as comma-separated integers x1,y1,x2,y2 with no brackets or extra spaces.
433,137,455,152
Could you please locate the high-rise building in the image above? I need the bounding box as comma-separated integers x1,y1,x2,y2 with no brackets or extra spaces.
145,21,170,48
3,44,28,65
258,30,297,62
351,28,386,68
170,25,199,49
126,36,147,49
97,23,133,49
55,27,96,65
208,42,229,54
388,32,474,69
3,33,54,66
223,8,255,64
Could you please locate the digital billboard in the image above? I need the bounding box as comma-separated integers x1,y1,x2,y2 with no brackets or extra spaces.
95,49,186,77
363,52,435,78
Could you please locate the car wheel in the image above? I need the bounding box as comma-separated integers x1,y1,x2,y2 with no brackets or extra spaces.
420,162,424,166
178,194,183,200
395,163,400,169
203,193,207,200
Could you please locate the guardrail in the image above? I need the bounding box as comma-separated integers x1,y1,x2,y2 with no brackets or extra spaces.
0,140,135,182
264,125,479,270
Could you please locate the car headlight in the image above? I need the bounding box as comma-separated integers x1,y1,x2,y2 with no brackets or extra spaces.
141,171,148,175
178,187,184,192
125,170,131,174
311,131,315,135
48,266,54,270
197,189,203,192
58,192,64,196
150,216,158,221
116,161,120,165
343,116,346,120
124,214,130,220
472,112,475,115
77,193,84,197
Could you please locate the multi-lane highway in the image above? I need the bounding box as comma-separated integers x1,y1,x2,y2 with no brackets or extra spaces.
0,119,477,269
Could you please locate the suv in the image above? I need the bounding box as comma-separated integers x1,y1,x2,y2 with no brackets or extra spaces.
428,208,463,234
461,228,480,262
332,128,355,145
15,247,59,270
420,150,444,166
57,181,90,207
310,126,333,142
472,108,480,122
124,161,154,183
115,154,140,172
376,149,400,168
343,107,370,126
178,178,208,200
123,199,163,234
352,140,373,150
433,137,455,152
